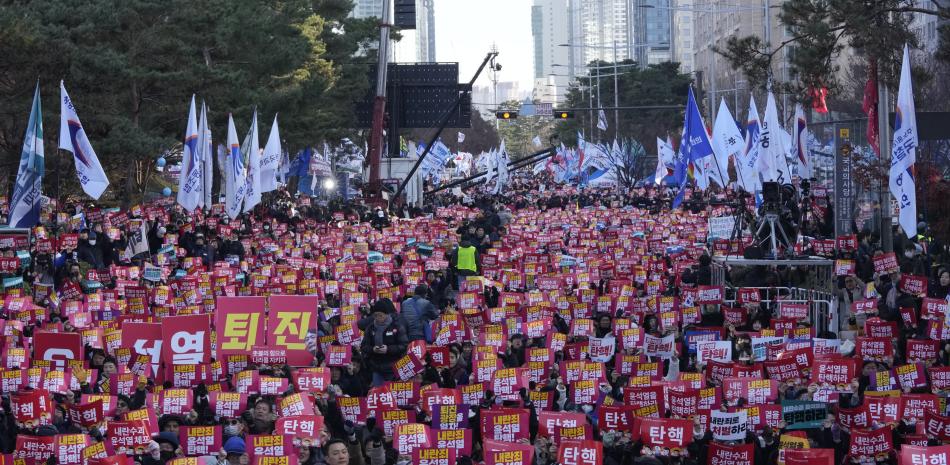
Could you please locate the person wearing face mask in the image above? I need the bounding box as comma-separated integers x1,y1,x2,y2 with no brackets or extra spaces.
222,417,246,440
153,432,183,464
189,233,217,266
148,223,168,255
77,231,104,269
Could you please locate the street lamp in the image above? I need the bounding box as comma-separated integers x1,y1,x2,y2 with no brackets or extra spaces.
558,42,670,136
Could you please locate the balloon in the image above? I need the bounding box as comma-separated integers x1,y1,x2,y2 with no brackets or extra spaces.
161,187,172,197
156,157,167,168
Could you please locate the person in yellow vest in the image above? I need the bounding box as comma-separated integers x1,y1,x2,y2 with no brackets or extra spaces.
452,238,480,289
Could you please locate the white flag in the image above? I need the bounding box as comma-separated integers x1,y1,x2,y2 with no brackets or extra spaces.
792,104,812,179
9,82,44,229
757,91,793,184
457,131,465,143
261,115,281,193
711,98,744,189
242,110,261,212
224,115,246,219
793,104,812,180
59,81,109,200
198,102,213,209
889,44,919,238
493,140,509,195
533,135,542,148
655,137,674,185
738,96,763,194
177,96,202,212
125,219,149,258
597,109,608,131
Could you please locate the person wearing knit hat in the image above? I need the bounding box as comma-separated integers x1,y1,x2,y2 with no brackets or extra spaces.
361,297,409,386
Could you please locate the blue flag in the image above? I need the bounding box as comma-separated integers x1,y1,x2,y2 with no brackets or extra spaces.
672,87,715,208
9,82,44,228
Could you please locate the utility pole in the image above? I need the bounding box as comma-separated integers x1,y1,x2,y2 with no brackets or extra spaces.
613,40,620,139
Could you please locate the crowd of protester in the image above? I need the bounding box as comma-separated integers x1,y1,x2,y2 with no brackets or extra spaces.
0,172,948,465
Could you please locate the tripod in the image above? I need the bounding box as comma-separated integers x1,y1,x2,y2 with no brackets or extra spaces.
730,200,753,243
755,212,793,258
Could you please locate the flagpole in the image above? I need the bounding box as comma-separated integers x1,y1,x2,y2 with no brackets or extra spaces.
878,75,893,253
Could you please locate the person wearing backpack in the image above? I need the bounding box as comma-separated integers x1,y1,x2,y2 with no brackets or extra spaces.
399,284,440,342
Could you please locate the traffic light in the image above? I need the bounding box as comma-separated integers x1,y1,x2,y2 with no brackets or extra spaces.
496,110,518,120
394,0,416,29
553,110,574,119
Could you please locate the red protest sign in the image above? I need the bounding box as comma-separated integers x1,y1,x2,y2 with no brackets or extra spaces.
159,388,194,415
484,442,534,465
411,448,456,465
491,368,528,399
393,423,430,456
246,435,294,463
293,367,330,393
707,443,754,465
121,322,162,376
54,434,91,465
900,445,950,465
14,435,55,465
900,275,928,296
855,337,893,361
209,392,247,418
639,418,692,449
162,314,211,372
216,296,266,358
393,352,425,381
431,429,472,455
252,456,298,465
481,408,530,442
538,411,588,438
811,357,857,390
275,416,324,447
834,259,856,276
907,339,939,362
107,420,151,455
179,425,222,456
557,440,603,465
848,427,893,461
267,296,319,366
11,389,52,428
33,331,83,370
67,401,103,428
873,252,899,273
924,410,950,441
784,449,835,465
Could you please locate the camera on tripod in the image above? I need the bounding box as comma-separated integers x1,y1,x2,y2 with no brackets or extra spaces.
761,182,782,214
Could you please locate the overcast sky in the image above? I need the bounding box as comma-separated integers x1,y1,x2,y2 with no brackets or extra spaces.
434,0,535,91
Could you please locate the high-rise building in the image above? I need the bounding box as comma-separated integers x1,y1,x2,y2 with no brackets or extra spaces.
672,0,694,73
391,0,437,62
631,0,673,65
350,0,383,19
532,0,572,103
693,1,784,118
577,0,633,65
351,0,435,63
909,0,942,52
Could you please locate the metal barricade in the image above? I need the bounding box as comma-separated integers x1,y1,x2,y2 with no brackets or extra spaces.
720,288,836,333
710,257,839,333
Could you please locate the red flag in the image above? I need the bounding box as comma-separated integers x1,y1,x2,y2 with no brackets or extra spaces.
811,87,829,114
863,59,879,156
